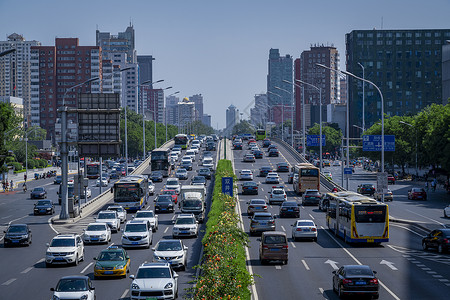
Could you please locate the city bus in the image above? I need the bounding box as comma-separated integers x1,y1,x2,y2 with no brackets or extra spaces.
151,148,172,177
293,163,320,195
86,162,100,179
326,191,389,244
174,134,189,150
255,129,266,140
112,176,149,212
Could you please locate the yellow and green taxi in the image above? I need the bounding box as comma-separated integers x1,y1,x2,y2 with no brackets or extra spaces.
93,245,130,279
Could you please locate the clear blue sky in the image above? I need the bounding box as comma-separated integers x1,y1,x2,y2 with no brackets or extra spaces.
2,0,449,129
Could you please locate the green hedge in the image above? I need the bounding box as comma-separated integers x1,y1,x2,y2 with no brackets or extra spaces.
192,159,253,300
7,162,23,172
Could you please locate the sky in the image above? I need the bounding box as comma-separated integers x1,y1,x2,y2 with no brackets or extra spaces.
1,0,450,129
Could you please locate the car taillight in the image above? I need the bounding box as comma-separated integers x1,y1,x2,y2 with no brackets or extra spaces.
444,238,449,244
311,228,316,232
263,206,267,209
268,220,275,224
281,208,287,211
262,246,269,249
296,228,302,231
343,279,352,285
249,206,254,209
270,195,272,198
284,195,287,198
370,278,378,285
282,245,288,249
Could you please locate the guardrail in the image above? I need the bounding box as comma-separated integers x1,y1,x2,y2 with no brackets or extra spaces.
272,137,346,192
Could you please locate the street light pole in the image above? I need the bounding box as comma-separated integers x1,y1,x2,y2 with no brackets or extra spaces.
275,86,294,148
400,121,418,177
283,80,307,156
358,62,365,133
267,91,283,141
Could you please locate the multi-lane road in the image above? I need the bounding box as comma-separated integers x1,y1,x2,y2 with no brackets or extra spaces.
0,142,220,299
230,139,450,300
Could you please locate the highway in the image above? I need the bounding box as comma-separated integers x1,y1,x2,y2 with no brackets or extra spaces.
0,141,220,299
229,139,450,300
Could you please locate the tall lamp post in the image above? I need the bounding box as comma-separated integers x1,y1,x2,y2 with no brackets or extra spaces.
357,62,365,133
165,91,180,143
400,121,418,177
59,77,99,220
0,49,16,57
267,91,283,141
274,86,294,148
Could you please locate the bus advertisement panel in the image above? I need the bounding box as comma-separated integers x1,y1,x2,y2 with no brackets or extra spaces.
112,176,148,212
151,148,171,177
86,162,100,179
174,134,189,149
293,163,320,195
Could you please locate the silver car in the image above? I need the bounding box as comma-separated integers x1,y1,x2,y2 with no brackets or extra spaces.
152,239,188,271
249,212,276,235
107,205,127,223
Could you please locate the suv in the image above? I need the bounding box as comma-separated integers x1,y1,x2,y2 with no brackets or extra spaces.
269,186,287,205
46,234,85,266
250,212,276,235
130,262,178,299
133,210,159,232
172,214,199,238
107,205,127,223
96,210,120,233
152,239,188,271
51,276,95,300
121,220,153,249
165,178,181,194
259,231,288,265
302,189,321,205
3,224,32,247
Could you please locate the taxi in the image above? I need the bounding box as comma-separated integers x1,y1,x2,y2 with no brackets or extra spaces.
93,246,130,279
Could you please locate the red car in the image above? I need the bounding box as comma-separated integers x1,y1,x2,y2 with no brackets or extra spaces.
387,174,396,184
248,139,256,145
162,189,178,204
408,187,427,200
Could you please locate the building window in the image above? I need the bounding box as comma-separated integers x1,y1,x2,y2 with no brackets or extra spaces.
435,40,441,45
396,40,403,45
415,40,421,45
415,32,421,38
425,32,431,37
425,40,431,45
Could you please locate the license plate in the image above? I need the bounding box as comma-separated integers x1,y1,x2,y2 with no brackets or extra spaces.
54,258,64,260
417,196,422,199
288,209,293,211
259,222,267,225
91,238,98,241
40,210,46,212
303,229,310,232
355,281,366,285
270,248,280,252
12,240,19,243
132,242,139,245
104,271,113,275
146,297,158,300
367,238,374,243
162,208,167,211
181,231,189,234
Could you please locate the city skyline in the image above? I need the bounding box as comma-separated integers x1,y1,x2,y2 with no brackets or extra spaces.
1,0,450,128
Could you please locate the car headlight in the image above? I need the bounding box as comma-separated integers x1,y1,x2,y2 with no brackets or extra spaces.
80,295,88,300
164,282,173,289
22,235,28,239
46,252,52,256
142,234,147,239
131,283,140,289
95,263,102,269
68,252,75,255
176,255,184,259
101,234,106,238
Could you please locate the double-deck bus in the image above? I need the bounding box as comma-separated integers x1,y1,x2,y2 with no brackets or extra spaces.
293,163,320,195
86,162,100,179
255,129,266,140
112,176,149,212
326,191,389,244
174,134,189,150
151,148,172,177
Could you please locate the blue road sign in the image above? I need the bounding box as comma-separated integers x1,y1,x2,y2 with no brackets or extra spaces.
222,177,233,197
344,167,353,174
306,135,326,147
362,135,395,151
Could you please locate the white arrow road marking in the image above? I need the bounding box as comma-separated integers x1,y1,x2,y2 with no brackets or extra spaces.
325,259,339,270
164,227,169,233
380,260,398,270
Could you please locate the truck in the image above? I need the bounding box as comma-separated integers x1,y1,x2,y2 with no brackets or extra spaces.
179,185,206,222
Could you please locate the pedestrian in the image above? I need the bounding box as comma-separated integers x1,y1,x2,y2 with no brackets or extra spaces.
425,181,429,191
431,179,436,192
24,174,27,182
1,181,5,192
10,180,13,191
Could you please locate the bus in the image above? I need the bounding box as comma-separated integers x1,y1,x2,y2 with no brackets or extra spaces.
151,148,172,177
293,163,320,195
326,191,389,244
174,134,189,150
86,162,100,179
255,129,266,140
112,176,149,212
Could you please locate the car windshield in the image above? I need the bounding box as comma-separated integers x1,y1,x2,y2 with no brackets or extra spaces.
264,235,286,244
362,184,374,188
345,267,373,276
297,221,315,227
177,169,187,174
244,182,257,187
273,190,284,194
33,188,44,192
37,200,50,205
56,279,88,292
242,171,251,174
98,251,124,261
98,213,116,219
152,172,162,177
136,267,171,279
193,177,205,182
50,238,75,247
125,224,147,232
253,215,272,220
157,196,172,203
7,225,27,233
412,188,425,192
86,224,106,231
251,200,266,205
157,241,182,251
108,207,123,212
176,218,195,225
305,192,320,197
135,212,154,218
167,180,178,185
282,202,297,207
183,200,202,208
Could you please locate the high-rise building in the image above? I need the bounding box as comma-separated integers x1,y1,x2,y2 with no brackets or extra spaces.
250,93,268,127
137,55,154,86
0,33,40,126
178,97,195,131
96,24,136,63
267,48,292,124
165,95,179,126
30,38,101,140
294,45,340,130
142,88,164,123
202,114,211,127
226,104,239,135
443,41,450,105
189,94,203,121
346,29,450,137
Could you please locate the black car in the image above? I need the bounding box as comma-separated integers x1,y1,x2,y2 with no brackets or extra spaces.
242,181,259,195
206,142,216,151
3,224,32,247
279,201,300,218
191,176,207,186
262,139,271,147
259,166,272,177
253,150,263,159
233,142,243,150
110,170,119,179
202,151,213,159
332,265,379,299
150,171,163,182
357,184,375,196
268,149,279,157
34,199,55,215
267,144,277,152
288,172,294,184
53,175,62,185
31,187,47,199
422,228,450,253
197,168,211,180
154,195,175,213
276,162,289,172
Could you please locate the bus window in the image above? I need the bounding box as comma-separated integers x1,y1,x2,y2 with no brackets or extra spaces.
354,206,386,223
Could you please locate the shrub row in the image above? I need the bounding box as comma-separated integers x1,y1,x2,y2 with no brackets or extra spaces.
192,159,254,300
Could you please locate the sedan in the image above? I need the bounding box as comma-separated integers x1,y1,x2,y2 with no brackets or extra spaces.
259,166,272,177
332,265,379,299
30,187,47,199
181,160,193,171
197,168,211,179
276,162,289,172
51,276,95,300
150,171,163,182
374,189,393,201
291,219,317,241
95,177,108,187
239,169,254,181
93,246,130,279
243,153,256,162
445,205,450,218
54,175,62,184
422,228,450,253
265,173,280,184
242,181,259,195
3,224,32,247
83,223,111,244
357,183,375,196
253,150,263,159
388,174,396,184
279,201,300,218
249,212,276,235
268,149,279,157
154,195,175,213
152,239,188,271
33,199,55,215
191,176,207,186
247,199,268,215
162,189,178,204
408,187,427,200
176,168,189,180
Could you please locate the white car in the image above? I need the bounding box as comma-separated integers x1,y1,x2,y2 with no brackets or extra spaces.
83,222,111,244
130,262,178,299
152,239,188,270
51,276,95,300
148,179,155,195
165,178,181,194
332,161,341,166
80,187,92,200
322,171,332,180
121,220,153,248
133,210,159,232
95,210,120,233
265,173,280,184
169,152,179,161
107,205,127,223
291,219,318,241
269,186,287,205
202,157,214,170
182,156,193,163
172,214,199,238
444,205,450,218
191,145,200,154
239,169,254,181
95,177,108,187
46,234,85,266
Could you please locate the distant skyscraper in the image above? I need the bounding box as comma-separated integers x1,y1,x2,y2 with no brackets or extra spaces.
0,33,40,126
226,104,239,135
202,114,211,127
189,94,203,121
137,55,154,86
346,29,450,137
250,94,268,127
178,97,195,131
443,41,450,105
142,88,164,123
96,24,136,63
166,95,179,126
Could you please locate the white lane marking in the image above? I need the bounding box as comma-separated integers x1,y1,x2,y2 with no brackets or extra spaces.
275,265,281,270
21,267,33,274
439,279,450,282
308,214,315,220
48,217,59,234
301,259,310,270
121,289,129,299
323,225,401,300
290,242,296,248
2,278,16,285
406,209,444,226
81,262,93,273
110,243,115,246
281,225,286,232
1,215,12,219
261,188,264,191
432,275,443,278
389,223,425,237
427,271,437,274
171,214,176,220
35,258,44,264
164,227,169,233
319,287,325,296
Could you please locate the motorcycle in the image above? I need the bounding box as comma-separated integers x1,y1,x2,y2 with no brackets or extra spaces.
23,184,27,192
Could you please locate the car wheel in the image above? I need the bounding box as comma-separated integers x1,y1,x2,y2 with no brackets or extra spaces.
313,237,318,242
45,262,51,268
438,244,444,254
445,211,449,218
422,242,428,251
373,293,380,299
332,279,336,292
284,259,288,265
74,254,79,266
